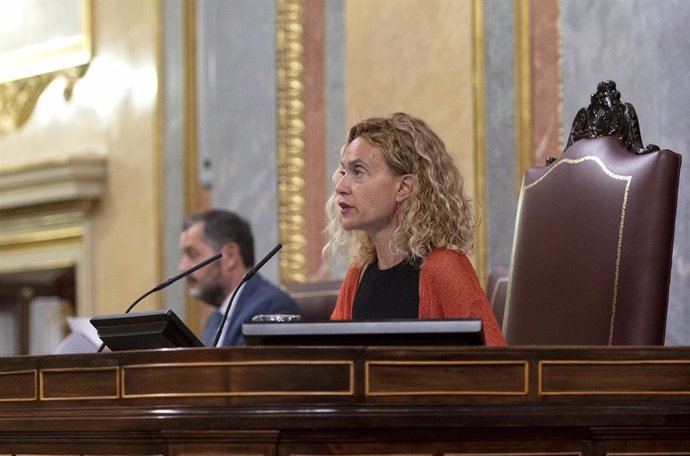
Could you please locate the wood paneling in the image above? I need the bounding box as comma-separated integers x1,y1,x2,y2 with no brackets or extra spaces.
0,370,35,401
1,346,690,454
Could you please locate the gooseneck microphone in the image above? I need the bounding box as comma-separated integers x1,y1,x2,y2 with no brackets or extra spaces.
96,251,223,352
211,243,282,347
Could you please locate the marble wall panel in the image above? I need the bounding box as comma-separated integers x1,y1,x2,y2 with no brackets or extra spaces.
325,0,348,278
162,0,186,318
197,0,281,282
485,0,517,269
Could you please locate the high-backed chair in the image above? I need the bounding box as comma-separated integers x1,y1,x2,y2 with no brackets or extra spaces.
503,81,682,345
486,264,509,327
283,280,341,322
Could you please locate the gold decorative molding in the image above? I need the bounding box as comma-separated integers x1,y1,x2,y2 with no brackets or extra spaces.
514,0,533,192
0,73,51,134
276,0,307,283
472,0,488,284
0,65,87,135
0,157,106,252
0,226,84,252
0,0,92,135
0,156,106,213
183,0,201,216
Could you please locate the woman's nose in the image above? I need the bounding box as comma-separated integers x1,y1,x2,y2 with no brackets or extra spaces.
335,174,348,194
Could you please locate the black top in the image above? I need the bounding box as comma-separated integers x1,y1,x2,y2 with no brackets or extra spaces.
352,260,420,320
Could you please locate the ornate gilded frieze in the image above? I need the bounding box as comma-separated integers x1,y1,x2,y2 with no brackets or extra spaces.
276,0,307,283
0,66,87,135
0,0,91,135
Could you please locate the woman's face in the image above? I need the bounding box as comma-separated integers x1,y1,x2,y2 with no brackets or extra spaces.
335,137,407,240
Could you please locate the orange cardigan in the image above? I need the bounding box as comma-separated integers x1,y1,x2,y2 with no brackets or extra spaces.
330,248,506,346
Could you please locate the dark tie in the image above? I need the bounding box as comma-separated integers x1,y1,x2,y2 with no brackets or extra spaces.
201,310,224,346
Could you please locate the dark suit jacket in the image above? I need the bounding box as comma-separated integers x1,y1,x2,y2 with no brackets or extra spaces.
201,273,299,346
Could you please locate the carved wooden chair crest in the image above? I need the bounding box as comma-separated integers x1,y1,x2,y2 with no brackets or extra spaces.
503,80,682,345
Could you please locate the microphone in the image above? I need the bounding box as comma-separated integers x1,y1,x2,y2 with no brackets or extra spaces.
96,251,223,352
211,243,282,347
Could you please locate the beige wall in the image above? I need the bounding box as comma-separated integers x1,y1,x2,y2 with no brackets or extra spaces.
345,0,480,263
1,0,483,320
0,0,163,315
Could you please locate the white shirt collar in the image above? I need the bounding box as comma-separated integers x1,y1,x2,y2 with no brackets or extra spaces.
215,281,247,345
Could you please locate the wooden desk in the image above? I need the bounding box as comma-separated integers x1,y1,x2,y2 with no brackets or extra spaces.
1,346,690,454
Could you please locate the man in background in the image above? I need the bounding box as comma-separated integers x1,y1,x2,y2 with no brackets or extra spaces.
179,209,298,346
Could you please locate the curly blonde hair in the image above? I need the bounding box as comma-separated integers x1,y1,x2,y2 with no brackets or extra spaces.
324,112,476,267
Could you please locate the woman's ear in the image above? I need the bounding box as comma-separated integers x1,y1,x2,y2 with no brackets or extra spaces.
396,174,413,202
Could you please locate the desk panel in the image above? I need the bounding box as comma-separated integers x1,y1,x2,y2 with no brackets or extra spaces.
0,347,689,455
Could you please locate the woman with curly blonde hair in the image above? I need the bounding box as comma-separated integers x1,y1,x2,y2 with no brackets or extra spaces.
325,112,505,346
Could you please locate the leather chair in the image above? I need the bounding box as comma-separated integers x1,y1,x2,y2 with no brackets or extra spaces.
486,264,509,327
503,81,682,345
283,280,341,322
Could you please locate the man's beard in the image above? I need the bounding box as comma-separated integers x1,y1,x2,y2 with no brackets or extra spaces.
191,282,227,308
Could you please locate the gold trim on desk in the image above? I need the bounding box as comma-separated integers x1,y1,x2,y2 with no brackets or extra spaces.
365,360,529,396
607,453,690,456
122,360,354,398
292,454,431,456
0,369,37,402
448,453,582,456
39,366,119,401
539,360,690,396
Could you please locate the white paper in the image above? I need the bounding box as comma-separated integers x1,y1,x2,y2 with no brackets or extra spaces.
52,316,103,354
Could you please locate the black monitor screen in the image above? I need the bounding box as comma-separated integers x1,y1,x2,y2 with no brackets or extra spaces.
90,309,203,351
242,319,484,346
